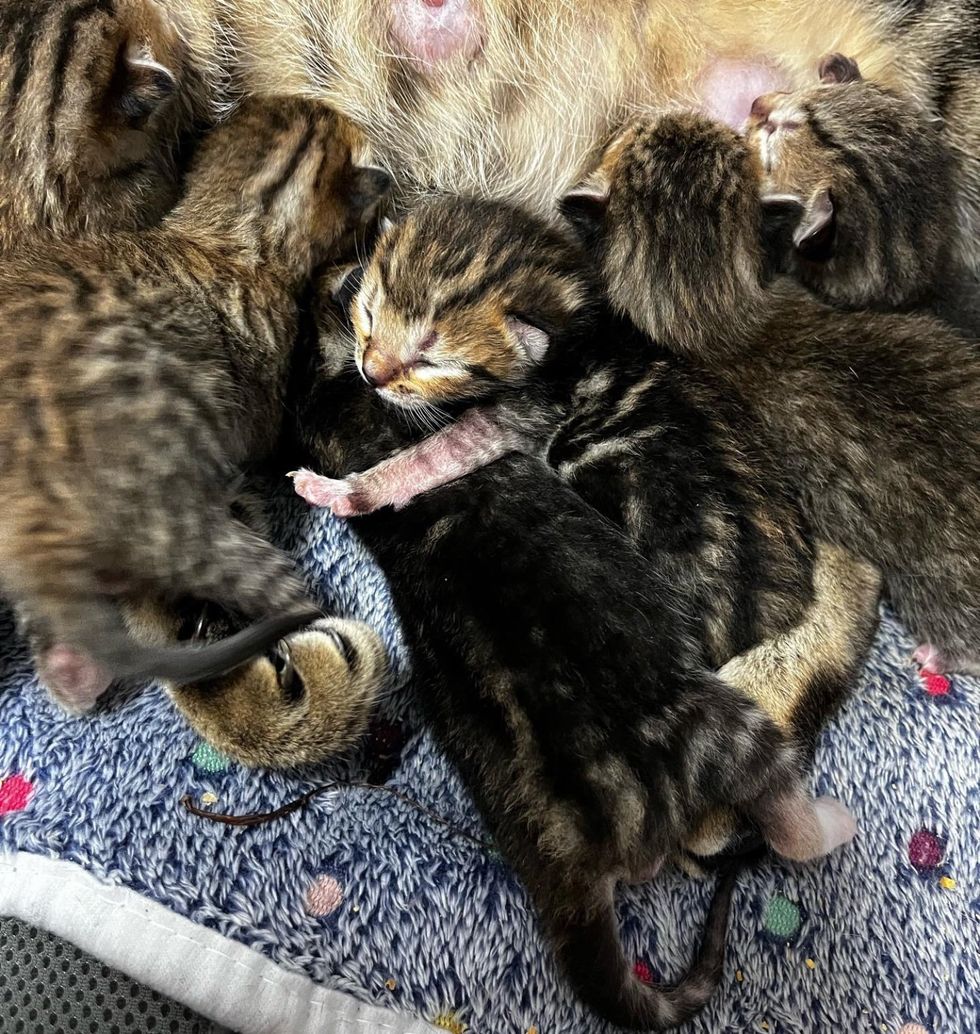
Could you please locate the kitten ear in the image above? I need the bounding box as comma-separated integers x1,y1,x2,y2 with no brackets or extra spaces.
325,263,364,305
560,171,610,226
506,316,550,364
114,49,178,126
793,188,836,260
349,166,394,216
818,52,862,85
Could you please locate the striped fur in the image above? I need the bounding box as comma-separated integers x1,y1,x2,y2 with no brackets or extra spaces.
746,58,960,311
275,200,874,1026
286,336,864,1030
0,0,206,248
590,111,980,674
0,97,391,706
164,0,980,275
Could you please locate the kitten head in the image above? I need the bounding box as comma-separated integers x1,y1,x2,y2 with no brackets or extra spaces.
337,197,591,416
173,98,392,280
562,113,768,356
745,53,956,307
0,0,191,248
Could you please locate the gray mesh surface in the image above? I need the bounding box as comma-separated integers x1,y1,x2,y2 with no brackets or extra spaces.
0,917,233,1034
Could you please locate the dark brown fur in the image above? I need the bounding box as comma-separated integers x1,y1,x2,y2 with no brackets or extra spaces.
585,111,980,673
0,96,390,702
745,54,961,313
0,0,208,250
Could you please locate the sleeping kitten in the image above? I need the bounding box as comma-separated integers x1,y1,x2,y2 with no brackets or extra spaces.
281,302,862,1029
0,96,391,711
0,0,211,250
292,200,879,812
743,53,959,312
579,110,980,676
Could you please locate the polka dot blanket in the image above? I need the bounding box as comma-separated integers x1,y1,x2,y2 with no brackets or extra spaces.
1,487,978,1034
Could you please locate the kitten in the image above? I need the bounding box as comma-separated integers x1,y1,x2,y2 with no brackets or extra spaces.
126,594,389,768
743,53,959,313
579,110,980,675
0,0,209,250
291,199,879,828
0,96,391,710
167,0,980,273
287,360,860,1028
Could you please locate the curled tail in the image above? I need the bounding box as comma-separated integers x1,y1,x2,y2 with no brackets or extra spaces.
71,598,323,684
555,865,740,1030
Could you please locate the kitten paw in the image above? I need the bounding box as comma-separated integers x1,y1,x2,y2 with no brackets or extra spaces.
38,645,112,715
290,469,363,517
813,796,857,856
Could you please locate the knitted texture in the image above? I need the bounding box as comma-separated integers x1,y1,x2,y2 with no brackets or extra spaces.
1,483,978,1034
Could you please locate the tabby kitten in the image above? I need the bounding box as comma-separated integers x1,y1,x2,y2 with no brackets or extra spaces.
293,198,880,818
0,0,210,250
168,0,980,272
743,53,959,312
0,96,391,711
284,316,861,1029
582,110,980,675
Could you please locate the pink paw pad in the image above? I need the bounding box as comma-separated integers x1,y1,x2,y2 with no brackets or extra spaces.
390,0,484,65
291,470,358,516
39,645,111,714
813,796,857,855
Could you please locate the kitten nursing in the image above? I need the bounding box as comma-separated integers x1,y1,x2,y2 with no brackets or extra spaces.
301,58,979,678
587,114,980,677
0,95,391,709
165,0,980,280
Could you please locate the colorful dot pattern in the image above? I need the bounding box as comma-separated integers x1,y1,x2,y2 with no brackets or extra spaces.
190,742,230,774
762,895,802,941
0,774,33,815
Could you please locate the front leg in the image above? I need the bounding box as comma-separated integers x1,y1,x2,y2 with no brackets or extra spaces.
292,406,526,516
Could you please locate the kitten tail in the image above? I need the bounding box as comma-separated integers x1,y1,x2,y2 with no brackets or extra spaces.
554,864,739,1029
82,599,323,685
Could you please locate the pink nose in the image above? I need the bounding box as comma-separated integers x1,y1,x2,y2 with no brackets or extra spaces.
361,346,402,388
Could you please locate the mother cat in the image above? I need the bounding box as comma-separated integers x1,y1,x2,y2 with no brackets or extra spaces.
169,0,980,268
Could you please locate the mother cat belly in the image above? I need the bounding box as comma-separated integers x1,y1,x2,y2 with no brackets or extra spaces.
172,0,978,264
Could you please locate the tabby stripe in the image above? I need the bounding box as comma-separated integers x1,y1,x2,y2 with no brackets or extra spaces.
5,7,49,114
46,0,115,146
804,103,898,280
258,121,316,215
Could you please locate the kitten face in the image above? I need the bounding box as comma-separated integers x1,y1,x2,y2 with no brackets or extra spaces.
743,53,955,304
345,199,588,414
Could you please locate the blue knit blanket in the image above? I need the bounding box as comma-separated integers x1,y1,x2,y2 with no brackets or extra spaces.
1,485,977,1034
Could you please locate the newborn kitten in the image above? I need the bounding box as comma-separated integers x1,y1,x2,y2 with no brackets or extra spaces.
0,96,390,710
744,53,959,312
294,197,880,777
583,110,980,676
0,0,204,250
292,392,857,1029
